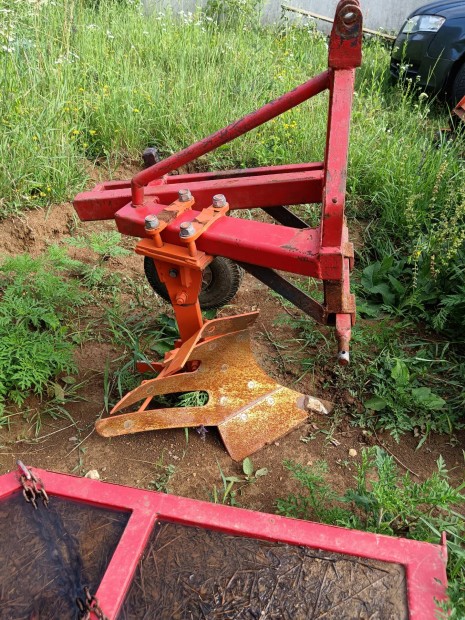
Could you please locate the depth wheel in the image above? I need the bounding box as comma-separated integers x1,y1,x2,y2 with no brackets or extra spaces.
144,256,243,310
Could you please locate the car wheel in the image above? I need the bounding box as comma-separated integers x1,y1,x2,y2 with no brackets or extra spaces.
451,61,465,106
144,256,243,310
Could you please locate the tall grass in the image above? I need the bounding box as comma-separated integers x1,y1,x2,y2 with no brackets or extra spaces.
1,0,465,330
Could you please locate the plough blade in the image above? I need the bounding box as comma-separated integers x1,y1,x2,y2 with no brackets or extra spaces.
97,316,331,461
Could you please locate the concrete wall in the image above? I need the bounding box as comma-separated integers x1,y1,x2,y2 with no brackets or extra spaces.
266,1,421,34
144,0,424,33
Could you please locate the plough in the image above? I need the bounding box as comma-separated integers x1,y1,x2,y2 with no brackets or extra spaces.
74,0,361,460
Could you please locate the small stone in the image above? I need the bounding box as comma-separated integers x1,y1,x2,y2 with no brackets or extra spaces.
68,436,78,442
348,448,357,458
84,469,100,480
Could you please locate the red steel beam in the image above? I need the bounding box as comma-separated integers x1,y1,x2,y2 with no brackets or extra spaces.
115,202,343,279
75,168,324,222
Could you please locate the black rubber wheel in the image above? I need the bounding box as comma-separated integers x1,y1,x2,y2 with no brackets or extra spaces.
451,61,465,107
144,256,243,310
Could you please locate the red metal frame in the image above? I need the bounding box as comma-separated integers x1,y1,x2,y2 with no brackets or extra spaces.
73,0,363,360
0,467,448,619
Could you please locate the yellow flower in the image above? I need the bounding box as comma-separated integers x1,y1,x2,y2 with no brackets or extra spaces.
78,87,85,92
32,135,38,141
133,108,140,113
89,130,97,135
40,192,46,197
83,142,88,148
72,129,80,135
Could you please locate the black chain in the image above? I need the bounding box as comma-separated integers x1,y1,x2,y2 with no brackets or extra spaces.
76,587,109,620
17,460,49,509
17,461,109,620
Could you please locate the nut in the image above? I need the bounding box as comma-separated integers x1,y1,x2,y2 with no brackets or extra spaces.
144,214,160,230
212,194,227,208
179,221,195,238
178,188,192,202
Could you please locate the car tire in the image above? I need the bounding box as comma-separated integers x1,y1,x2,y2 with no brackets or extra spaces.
144,256,243,310
451,61,465,106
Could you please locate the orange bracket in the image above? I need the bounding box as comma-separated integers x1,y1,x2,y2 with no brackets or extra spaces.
135,195,230,343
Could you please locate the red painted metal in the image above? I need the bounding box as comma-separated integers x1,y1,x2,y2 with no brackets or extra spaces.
73,0,364,360
0,467,448,619
74,166,324,222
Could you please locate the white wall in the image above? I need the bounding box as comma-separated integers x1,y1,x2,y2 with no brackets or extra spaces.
267,0,422,33
144,0,424,33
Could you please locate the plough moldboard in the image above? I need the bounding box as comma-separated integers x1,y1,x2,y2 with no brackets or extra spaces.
74,0,359,461
0,465,448,618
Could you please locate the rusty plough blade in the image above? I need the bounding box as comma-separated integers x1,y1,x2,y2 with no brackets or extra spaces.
97,313,330,461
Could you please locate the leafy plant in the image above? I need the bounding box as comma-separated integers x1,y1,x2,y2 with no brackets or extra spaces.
277,448,465,616
242,456,268,482
0,248,87,416
65,232,130,291
149,454,176,493
212,461,240,506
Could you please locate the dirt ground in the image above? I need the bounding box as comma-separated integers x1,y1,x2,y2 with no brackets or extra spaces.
0,199,464,516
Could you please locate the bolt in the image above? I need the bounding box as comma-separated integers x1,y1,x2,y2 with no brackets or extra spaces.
178,188,192,202
169,269,178,278
212,194,227,208
176,292,187,304
247,381,256,390
144,214,160,230
179,221,195,238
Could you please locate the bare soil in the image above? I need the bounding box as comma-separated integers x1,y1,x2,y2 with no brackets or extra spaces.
0,202,464,517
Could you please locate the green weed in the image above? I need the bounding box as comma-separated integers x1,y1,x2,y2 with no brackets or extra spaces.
149,454,176,493
0,247,87,417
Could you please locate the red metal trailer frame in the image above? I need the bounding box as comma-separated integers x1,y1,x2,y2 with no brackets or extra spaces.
0,467,448,619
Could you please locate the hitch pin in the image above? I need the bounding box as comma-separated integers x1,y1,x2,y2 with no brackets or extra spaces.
17,459,32,480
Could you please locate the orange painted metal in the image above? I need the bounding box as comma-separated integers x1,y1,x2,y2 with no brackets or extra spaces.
98,313,328,461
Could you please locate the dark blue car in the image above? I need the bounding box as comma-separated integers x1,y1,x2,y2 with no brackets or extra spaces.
391,1,465,104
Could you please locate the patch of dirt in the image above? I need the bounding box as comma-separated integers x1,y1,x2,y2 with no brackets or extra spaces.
0,202,464,521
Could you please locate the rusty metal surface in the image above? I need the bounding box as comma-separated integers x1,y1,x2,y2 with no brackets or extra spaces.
98,327,324,460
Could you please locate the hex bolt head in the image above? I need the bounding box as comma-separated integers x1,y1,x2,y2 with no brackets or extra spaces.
169,269,178,278
178,188,192,202
212,194,227,208
144,214,160,231
179,221,195,238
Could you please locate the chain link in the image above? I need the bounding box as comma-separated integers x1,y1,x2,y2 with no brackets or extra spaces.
76,587,109,620
17,460,49,509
